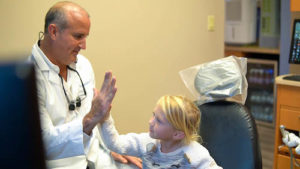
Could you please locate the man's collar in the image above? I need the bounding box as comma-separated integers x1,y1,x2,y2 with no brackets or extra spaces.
32,42,77,73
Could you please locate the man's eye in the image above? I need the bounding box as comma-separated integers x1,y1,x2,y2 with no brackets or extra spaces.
74,34,84,39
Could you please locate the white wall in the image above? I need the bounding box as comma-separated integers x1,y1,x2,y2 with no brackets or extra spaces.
0,0,224,133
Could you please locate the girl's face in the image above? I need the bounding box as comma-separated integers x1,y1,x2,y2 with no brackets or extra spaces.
148,105,176,141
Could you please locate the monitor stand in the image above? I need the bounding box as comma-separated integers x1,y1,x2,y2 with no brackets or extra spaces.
283,75,300,82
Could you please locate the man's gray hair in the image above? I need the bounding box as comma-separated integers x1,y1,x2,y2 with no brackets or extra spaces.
43,1,89,34
44,6,68,33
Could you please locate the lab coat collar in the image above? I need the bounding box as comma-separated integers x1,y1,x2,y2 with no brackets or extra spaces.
32,42,78,74
31,42,78,85
32,43,59,74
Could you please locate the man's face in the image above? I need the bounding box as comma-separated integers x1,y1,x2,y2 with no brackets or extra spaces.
53,10,90,66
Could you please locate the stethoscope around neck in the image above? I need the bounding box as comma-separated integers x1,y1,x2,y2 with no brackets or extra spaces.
58,66,87,111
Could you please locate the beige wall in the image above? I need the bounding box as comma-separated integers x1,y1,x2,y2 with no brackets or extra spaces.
0,0,224,133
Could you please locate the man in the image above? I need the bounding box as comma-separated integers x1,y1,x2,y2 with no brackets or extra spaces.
29,1,142,169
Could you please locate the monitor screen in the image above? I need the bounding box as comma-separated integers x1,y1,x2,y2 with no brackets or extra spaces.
289,19,300,64
0,62,46,169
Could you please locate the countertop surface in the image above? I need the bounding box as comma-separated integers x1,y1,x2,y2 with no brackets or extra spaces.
275,74,300,87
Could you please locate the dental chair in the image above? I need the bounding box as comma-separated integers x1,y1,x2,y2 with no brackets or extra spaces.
197,100,262,169
179,56,262,169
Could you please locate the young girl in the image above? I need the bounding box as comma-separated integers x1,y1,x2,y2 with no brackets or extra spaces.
98,95,222,169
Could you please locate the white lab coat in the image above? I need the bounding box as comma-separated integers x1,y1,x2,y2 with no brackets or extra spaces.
29,43,134,169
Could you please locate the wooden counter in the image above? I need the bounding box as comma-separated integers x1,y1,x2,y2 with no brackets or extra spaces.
273,74,300,169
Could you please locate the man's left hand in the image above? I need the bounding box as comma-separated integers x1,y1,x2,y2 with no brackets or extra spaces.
111,151,142,169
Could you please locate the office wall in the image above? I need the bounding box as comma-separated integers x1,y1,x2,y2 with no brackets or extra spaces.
280,0,291,75
0,0,224,133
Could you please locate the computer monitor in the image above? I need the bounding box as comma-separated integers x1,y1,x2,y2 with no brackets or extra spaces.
0,62,46,169
289,19,300,64
284,19,300,81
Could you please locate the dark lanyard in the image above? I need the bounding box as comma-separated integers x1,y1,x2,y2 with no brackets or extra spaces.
58,66,87,111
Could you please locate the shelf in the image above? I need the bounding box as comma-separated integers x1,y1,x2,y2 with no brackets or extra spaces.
225,45,280,55
256,120,275,128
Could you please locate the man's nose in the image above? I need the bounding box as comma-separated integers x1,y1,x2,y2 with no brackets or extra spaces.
79,38,86,49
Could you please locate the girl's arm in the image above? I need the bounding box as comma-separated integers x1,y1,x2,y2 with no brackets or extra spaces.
98,116,154,157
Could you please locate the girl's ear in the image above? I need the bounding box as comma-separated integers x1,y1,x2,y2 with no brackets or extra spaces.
173,130,185,141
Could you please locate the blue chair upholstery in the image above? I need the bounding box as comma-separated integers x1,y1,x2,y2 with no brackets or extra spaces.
197,100,262,169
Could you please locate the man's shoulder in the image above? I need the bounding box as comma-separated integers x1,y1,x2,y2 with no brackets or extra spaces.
77,54,91,65
76,54,94,79
76,54,93,70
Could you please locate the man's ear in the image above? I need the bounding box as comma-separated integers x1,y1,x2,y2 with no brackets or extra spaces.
48,24,58,40
173,130,185,141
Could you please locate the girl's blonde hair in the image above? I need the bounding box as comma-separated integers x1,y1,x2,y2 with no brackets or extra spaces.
156,95,201,144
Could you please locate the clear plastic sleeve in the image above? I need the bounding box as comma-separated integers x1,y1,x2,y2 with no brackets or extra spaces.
179,56,248,105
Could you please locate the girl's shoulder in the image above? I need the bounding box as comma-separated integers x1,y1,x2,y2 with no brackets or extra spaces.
183,141,210,157
183,141,222,169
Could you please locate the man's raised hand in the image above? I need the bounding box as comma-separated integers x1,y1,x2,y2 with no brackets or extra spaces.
83,71,117,135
